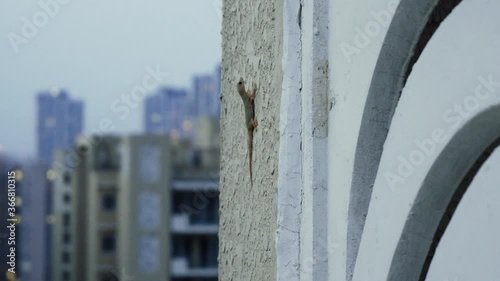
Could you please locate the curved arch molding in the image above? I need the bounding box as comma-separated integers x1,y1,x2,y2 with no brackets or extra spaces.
347,0,462,279
387,104,500,281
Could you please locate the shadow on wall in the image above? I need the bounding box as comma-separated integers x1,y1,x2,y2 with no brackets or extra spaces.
347,0,463,280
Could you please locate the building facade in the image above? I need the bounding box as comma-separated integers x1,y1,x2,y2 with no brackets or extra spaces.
52,116,220,281
66,135,170,281
170,117,220,281
19,160,52,281
67,135,171,281
51,150,75,281
118,135,171,281
37,88,84,164
220,0,500,280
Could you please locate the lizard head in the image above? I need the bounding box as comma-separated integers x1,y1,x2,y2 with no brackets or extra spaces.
237,77,246,96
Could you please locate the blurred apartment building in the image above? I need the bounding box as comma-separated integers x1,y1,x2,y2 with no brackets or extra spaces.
170,117,220,281
37,88,84,164
50,150,75,281
51,135,170,281
51,118,219,281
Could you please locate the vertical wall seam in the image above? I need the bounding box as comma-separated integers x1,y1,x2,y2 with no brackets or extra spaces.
300,0,330,280
298,0,304,279
277,0,303,280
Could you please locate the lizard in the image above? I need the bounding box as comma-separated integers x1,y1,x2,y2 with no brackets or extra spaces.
236,77,258,186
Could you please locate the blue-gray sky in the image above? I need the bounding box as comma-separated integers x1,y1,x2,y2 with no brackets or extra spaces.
0,0,222,159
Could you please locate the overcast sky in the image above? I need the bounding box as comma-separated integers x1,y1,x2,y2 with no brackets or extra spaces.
0,0,222,159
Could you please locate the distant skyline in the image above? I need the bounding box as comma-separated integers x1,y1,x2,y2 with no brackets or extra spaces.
37,90,83,163
0,0,222,159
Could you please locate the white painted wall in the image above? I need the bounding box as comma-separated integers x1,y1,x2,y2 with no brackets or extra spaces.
353,0,500,280
426,147,500,281
288,0,500,280
327,0,399,280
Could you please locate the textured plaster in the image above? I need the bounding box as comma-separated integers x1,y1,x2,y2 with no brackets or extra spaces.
219,0,283,280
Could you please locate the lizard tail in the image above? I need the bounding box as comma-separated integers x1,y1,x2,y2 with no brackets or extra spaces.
249,147,253,187
248,131,253,187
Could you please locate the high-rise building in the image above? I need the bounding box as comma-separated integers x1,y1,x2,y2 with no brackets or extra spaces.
20,160,52,281
144,88,194,138
37,88,84,164
192,75,218,118
143,63,221,140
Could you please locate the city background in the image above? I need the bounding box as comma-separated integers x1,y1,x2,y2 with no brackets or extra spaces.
0,1,222,281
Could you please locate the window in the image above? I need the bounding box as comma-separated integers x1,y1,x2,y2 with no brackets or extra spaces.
63,232,71,244
100,273,119,281
101,234,116,253
63,194,71,204
63,171,71,184
102,193,116,211
172,236,186,257
63,213,70,226
62,271,70,281
63,232,70,244
95,144,120,171
62,252,70,263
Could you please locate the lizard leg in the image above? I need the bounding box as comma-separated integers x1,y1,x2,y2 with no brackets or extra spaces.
249,118,258,129
248,84,257,103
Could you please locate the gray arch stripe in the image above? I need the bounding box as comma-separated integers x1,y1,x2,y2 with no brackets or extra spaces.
346,0,456,280
388,105,500,281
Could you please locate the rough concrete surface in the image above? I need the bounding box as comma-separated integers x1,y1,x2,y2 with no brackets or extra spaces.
219,0,283,280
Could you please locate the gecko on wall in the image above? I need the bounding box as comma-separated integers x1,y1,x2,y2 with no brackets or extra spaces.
236,78,258,186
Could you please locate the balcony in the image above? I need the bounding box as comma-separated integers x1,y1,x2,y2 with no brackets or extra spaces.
171,180,218,192
172,214,218,234
171,257,218,278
